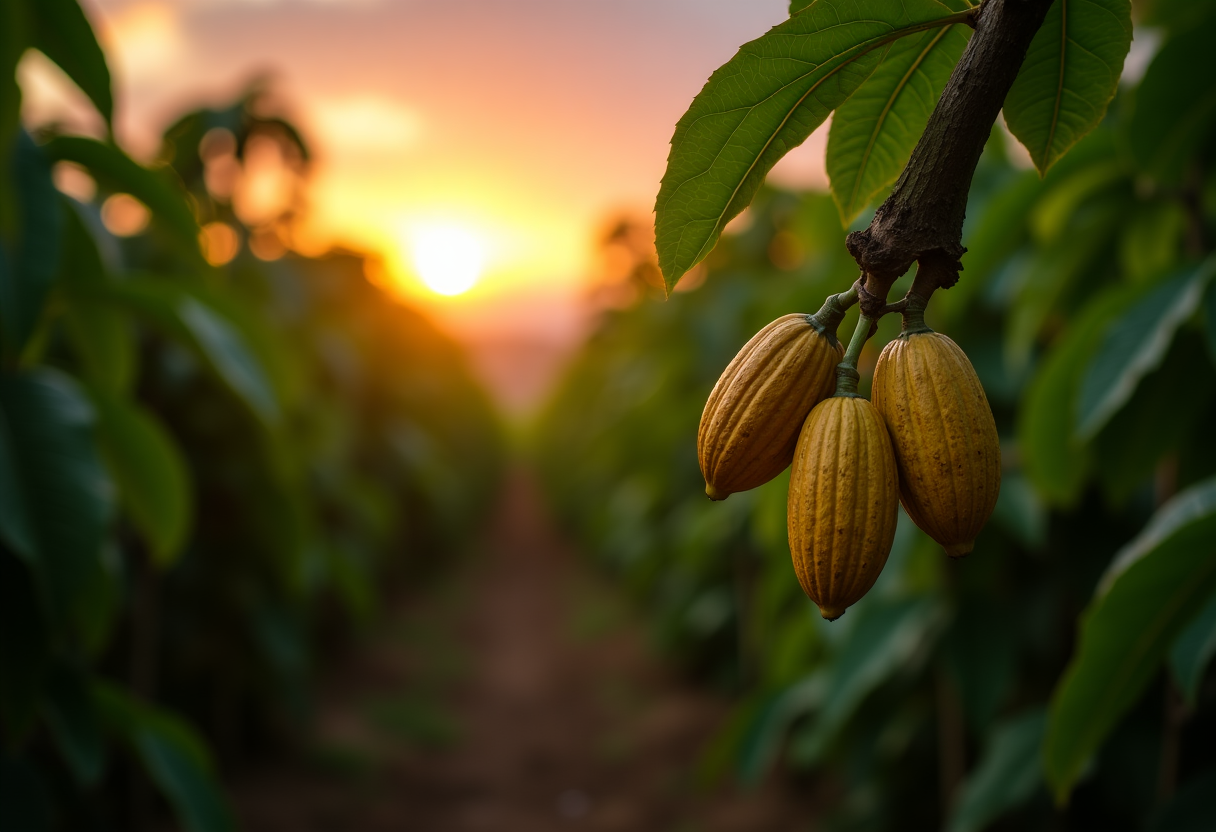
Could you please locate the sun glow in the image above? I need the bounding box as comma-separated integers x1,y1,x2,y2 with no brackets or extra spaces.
407,223,486,296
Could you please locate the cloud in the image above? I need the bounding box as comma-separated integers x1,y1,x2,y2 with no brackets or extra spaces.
307,94,425,156
100,2,190,84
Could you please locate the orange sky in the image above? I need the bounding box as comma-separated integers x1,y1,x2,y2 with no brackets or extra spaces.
20,0,831,347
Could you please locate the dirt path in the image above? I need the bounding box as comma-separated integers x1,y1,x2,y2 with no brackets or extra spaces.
229,470,819,831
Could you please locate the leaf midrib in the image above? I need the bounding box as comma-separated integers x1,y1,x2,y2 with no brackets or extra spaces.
846,26,957,215
666,8,975,277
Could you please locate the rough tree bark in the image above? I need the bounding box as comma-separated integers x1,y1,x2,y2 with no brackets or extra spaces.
846,0,1056,316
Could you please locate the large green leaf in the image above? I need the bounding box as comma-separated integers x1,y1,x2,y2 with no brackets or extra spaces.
1043,476,1216,802
96,683,236,832
1089,333,1216,505
789,596,941,764
0,370,113,624
1017,288,1131,505
1076,259,1216,439
56,204,134,394
91,391,193,566
41,659,104,786
655,0,972,290
1127,12,1216,184
947,709,1046,832
1003,0,1133,174
98,279,280,426
27,0,112,127
827,16,970,224
0,133,63,359
40,137,200,253
1170,591,1216,708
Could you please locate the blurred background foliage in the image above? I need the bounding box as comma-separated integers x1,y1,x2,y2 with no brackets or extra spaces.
537,3,1216,830
1,2,502,830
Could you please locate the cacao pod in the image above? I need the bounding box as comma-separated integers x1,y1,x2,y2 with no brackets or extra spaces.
787,394,899,620
699,314,843,500
872,322,1001,558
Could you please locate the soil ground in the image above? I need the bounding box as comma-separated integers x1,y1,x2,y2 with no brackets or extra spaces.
228,470,820,831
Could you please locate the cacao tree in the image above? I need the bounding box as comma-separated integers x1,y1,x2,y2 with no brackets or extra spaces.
539,0,1216,828
0,3,502,830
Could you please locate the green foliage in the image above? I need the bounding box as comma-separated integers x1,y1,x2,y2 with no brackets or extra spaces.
827,15,970,224
543,15,1216,825
25,0,112,128
90,391,193,565
0,6,503,829
1127,6,1216,184
948,709,1046,832
1044,477,1216,801
1003,0,1133,174
655,0,971,290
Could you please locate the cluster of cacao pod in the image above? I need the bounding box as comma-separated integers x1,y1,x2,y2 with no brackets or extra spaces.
698,292,1000,620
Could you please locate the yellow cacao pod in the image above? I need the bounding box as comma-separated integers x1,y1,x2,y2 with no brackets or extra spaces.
699,313,843,500
872,323,1001,558
787,395,899,620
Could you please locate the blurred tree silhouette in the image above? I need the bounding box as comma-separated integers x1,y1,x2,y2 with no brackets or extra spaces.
1,4,501,830
538,5,1216,829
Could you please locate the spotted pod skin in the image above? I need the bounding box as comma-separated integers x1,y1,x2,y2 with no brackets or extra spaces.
699,314,844,500
787,395,899,621
872,327,1001,558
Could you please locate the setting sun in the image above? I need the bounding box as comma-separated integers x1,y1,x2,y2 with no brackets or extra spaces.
408,223,486,296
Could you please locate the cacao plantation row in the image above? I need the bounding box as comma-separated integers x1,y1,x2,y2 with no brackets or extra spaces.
535,7,1216,829
0,5,503,826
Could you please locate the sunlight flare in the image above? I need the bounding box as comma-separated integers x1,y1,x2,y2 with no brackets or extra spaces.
407,223,486,296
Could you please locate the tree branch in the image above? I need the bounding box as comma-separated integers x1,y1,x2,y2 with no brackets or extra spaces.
846,0,1055,312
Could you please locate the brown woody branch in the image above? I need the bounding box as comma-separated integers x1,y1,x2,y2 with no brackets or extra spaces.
847,0,1055,316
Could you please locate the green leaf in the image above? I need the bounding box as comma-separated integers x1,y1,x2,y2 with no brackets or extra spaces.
1076,259,1216,439
947,709,1046,832
179,297,279,424
1003,0,1132,175
827,17,970,224
41,659,104,786
789,596,941,765
0,133,63,359
27,0,112,127
0,370,113,624
96,683,236,832
1017,287,1131,505
56,205,135,394
40,137,200,253
1127,12,1216,184
1149,769,1216,832
1090,333,1216,505
1005,197,1126,374
655,0,972,291
1043,475,1216,803
790,0,814,13
98,279,280,426
1170,591,1216,708
91,391,193,565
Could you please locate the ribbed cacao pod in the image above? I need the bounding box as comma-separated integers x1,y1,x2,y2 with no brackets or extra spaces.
699,313,843,500
787,394,899,620
872,319,1001,558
